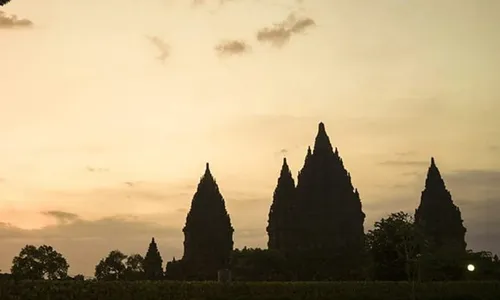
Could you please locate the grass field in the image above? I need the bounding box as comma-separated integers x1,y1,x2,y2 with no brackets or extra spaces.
0,280,499,300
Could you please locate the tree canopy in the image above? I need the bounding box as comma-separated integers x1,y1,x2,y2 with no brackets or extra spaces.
11,244,69,280
94,250,145,281
367,212,423,281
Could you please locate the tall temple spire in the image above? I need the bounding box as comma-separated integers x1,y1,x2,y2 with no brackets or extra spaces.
144,236,163,280
292,122,366,279
197,162,218,193
313,122,333,155
415,157,467,275
268,155,296,251
425,157,446,190
181,163,234,279
298,146,313,182
280,157,291,176
318,121,326,132
204,162,212,178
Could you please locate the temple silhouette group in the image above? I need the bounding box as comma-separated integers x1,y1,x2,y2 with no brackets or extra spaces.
164,122,467,280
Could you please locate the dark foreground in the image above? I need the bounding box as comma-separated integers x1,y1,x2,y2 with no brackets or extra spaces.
0,280,499,300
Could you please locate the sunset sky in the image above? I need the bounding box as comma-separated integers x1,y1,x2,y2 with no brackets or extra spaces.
1,0,499,276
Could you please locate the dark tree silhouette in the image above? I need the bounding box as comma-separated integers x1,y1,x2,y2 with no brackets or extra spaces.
72,274,85,281
267,157,296,252
167,163,234,280
143,237,163,280
367,212,425,281
11,244,69,280
230,248,290,281
124,254,145,280
415,157,468,280
94,250,128,280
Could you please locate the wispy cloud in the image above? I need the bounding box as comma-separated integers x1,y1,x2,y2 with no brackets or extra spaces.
489,145,499,152
86,166,109,173
378,160,429,167
256,13,315,47
36,180,198,215
192,0,235,7
0,11,33,29
192,0,205,6
145,35,169,63
395,151,419,158
215,39,251,56
42,211,80,224
446,170,500,190
289,16,315,34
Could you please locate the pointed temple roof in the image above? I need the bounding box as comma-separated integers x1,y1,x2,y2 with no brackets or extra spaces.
203,162,212,178
275,157,295,191
280,157,291,177
425,157,447,190
196,162,219,192
313,122,333,155
184,162,231,228
146,237,160,253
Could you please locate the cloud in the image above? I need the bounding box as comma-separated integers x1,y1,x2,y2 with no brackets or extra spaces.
192,0,205,6
40,180,197,208
377,152,430,167
257,26,291,47
0,11,33,29
446,170,500,190
192,0,236,8
215,39,251,56
145,35,169,63
256,13,315,47
394,151,419,157
86,166,109,173
489,145,499,152
42,211,80,224
289,16,315,34
0,222,28,239
378,160,430,167
435,169,500,254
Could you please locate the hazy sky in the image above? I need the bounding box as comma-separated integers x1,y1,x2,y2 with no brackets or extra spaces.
1,0,499,276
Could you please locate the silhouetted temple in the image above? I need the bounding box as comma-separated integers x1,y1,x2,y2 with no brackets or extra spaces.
267,122,366,279
267,157,296,251
415,157,467,252
167,163,234,280
143,237,164,280
415,158,467,279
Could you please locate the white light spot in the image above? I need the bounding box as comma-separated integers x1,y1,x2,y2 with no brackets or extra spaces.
467,264,475,272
